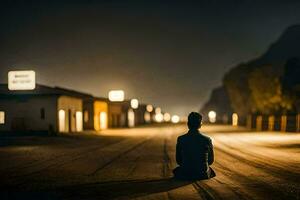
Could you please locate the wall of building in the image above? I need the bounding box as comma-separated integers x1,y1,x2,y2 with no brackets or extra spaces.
134,105,146,126
0,96,57,132
83,99,94,130
94,100,108,131
57,96,82,132
108,102,127,128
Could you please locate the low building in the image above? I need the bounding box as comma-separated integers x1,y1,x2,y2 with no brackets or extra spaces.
108,101,130,128
0,84,92,133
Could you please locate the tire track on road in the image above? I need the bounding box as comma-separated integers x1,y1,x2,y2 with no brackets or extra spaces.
213,149,297,200
3,138,147,189
88,137,152,176
1,138,125,174
162,138,171,178
192,181,218,200
214,143,300,184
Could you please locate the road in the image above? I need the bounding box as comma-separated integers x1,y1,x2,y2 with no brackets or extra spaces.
0,125,299,200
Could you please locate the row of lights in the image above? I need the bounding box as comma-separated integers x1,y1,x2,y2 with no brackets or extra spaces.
108,90,181,124
208,110,239,126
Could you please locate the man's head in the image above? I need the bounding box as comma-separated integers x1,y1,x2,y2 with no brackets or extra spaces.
187,112,202,130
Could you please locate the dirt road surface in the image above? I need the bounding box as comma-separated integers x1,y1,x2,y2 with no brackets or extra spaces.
0,125,299,199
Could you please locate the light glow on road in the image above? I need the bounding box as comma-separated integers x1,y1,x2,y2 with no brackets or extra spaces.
171,115,180,123
130,99,139,109
108,90,124,102
208,111,217,123
8,70,36,90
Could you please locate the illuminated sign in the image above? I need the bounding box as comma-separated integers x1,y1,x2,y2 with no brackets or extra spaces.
8,70,36,90
108,90,125,102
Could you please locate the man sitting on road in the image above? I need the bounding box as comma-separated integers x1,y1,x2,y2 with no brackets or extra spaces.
173,112,216,180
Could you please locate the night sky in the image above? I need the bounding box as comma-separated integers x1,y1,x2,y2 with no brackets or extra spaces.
1,1,300,116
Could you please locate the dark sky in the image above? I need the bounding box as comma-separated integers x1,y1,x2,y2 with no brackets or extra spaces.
1,1,300,116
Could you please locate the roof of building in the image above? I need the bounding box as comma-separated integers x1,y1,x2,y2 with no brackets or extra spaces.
0,84,93,99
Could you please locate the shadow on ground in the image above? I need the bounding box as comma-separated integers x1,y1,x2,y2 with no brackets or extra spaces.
58,178,192,199
2,178,192,200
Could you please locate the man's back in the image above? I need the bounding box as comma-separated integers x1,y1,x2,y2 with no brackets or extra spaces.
176,130,214,177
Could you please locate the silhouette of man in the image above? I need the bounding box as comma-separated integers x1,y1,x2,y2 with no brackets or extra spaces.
173,112,216,180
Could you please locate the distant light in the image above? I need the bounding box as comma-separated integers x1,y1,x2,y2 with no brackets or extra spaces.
163,113,171,122
171,115,180,123
130,99,139,109
232,113,238,126
128,109,135,127
75,111,83,132
155,113,164,123
100,112,107,129
155,107,161,114
0,111,5,124
146,105,153,112
58,110,66,132
8,70,36,90
208,111,217,123
144,112,151,123
108,90,124,102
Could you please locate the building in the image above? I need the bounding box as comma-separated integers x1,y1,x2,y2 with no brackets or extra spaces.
108,101,130,128
83,97,109,131
0,84,92,133
0,83,153,133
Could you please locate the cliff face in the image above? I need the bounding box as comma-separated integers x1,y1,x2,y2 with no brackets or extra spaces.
200,86,233,123
201,25,300,118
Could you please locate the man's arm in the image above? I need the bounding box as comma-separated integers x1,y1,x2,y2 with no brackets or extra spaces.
208,138,214,165
176,138,182,165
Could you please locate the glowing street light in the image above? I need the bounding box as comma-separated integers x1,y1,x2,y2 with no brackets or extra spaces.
171,115,180,123
108,90,124,102
146,105,153,112
155,113,163,123
155,107,161,114
163,113,171,122
130,99,139,109
208,111,217,123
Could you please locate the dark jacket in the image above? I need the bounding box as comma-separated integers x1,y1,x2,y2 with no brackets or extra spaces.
176,129,214,177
